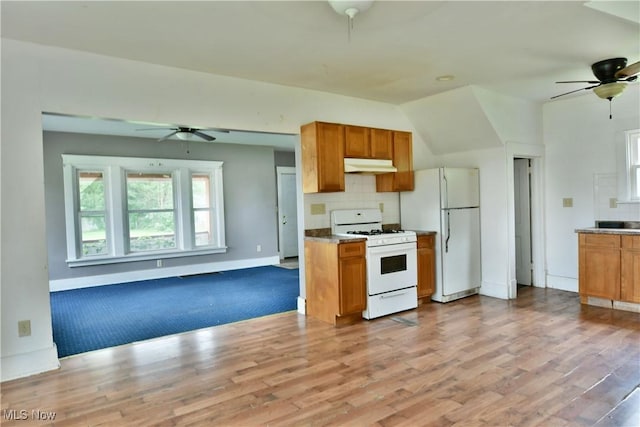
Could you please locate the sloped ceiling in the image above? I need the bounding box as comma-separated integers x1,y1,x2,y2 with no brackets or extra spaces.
401,86,541,155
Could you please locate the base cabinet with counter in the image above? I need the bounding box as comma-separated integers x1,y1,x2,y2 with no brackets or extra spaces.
305,239,367,325
417,233,436,300
578,230,640,308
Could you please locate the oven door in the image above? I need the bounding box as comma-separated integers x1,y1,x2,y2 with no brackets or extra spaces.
367,242,417,295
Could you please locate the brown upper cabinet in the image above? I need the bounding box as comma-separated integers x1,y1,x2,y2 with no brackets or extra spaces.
344,125,392,160
376,131,415,192
301,121,413,194
301,121,345,193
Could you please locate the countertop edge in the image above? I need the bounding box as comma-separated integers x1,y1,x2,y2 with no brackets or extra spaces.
304,235,368,244
575,228,640,235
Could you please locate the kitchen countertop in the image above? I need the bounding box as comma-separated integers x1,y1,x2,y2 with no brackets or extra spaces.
413,230,437,236
304,234,367,244
575,227,640,235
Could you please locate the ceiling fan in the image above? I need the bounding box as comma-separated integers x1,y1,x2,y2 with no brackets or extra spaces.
136,126,229,142
551,57,640,118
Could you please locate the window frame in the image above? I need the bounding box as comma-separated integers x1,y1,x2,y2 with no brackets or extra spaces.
62,154,226,267
626,129,640,202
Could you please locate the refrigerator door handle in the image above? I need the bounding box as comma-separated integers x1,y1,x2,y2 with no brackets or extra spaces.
442,172,448,209
445,210,451,253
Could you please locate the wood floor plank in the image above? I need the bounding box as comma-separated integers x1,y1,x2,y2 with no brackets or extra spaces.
1,287,639,426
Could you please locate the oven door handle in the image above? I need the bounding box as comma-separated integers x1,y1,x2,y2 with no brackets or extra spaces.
367,242,416,255
381,290,410,299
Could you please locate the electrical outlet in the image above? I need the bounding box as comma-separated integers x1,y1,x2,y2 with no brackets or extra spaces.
257,244,262,252
156,259,163,268
18,320,31,337
610,198,617,209
379,202,384,213
562,198,573,208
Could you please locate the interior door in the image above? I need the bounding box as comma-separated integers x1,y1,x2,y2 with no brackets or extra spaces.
441,207,481,296
277,167,298,259
514,158,532,286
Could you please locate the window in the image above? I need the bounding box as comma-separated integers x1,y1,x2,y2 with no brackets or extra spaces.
63,155,226,266
627,130,640,201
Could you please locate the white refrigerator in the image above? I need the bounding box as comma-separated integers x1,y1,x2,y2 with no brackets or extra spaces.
401,168,481,302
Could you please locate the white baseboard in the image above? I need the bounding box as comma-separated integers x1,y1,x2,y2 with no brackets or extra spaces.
546,274,578,293
1,344,60,382
50,256,281,292
297,296,306,315
479,280,509,300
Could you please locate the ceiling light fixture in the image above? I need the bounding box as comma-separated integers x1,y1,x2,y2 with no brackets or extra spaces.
593,82,626,100
436,75,455,82
328,0,374,40
175,131,195,141
593,82,627,119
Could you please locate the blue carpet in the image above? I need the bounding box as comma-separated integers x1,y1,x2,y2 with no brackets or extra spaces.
51,266,299,358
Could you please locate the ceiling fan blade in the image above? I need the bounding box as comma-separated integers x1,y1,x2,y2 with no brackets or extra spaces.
615,61,640,79
556,80,600,84
200,128,230,134
191,130,216,142
550,85,599,100
624,75,638,82
158,130,179,142
136,127,178,131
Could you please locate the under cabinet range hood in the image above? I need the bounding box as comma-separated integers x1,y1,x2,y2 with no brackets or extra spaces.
343,158,397,174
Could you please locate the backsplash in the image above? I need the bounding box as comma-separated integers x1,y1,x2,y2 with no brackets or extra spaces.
304,174,400,230
595,173,640,220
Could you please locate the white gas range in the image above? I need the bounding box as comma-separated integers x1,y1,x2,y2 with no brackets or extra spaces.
331,209,418,319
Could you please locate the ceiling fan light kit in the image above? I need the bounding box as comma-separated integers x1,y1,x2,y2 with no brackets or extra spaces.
552,57,640,119
593,82,626,100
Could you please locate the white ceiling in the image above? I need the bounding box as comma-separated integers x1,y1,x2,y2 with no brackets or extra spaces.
2,1,640,145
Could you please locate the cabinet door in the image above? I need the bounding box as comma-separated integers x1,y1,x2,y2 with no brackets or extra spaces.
621,235,640,303
302,122,344,193
393,131,414,191
376,130,414,192
578,234,620,300
344,125,370,158
417,235,435,298
370,128,392,159
338,243,366,315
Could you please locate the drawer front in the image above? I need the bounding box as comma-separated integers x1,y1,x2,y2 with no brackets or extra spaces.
339,241,365,258
417,234,435,249
579,233,620,248
622,235,640,250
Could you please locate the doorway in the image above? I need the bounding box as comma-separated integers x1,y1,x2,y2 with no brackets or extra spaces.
276,167,298,260
514,158,532,287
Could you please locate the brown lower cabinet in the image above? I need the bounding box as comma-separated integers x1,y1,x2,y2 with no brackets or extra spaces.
305,239,366,325
578,232,640,304
417,234,436,300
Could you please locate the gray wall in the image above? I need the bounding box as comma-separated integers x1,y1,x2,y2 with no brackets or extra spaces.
43,131,280,281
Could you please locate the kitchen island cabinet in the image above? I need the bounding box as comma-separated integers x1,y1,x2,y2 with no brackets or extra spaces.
305,238,366,325
576,228,640,310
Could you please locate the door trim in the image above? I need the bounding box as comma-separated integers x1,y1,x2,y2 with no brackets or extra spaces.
506,143,545,299
276,166,297,260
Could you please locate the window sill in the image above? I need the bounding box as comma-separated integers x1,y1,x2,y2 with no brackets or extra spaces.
67,247,228,267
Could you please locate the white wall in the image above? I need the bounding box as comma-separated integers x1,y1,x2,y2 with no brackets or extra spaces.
0,39,431,381
543,89,640,292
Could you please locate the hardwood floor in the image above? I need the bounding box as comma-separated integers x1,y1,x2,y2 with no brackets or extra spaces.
2,287,639,426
